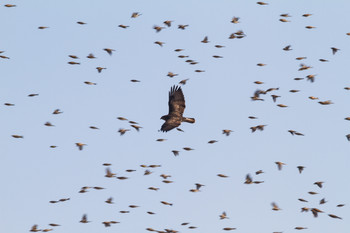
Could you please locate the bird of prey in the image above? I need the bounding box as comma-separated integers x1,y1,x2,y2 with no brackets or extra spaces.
160,86,195,132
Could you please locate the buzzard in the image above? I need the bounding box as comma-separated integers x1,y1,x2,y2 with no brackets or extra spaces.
160,85,195,132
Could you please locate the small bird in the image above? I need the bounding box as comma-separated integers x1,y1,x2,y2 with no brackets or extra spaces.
319,198,327,204
52,109,62,114
30,225,41,232
105,168,116,178
309,96,319,100
244,174,253,184
77,21,86,25
295,227,308,230
80,214,90,223
28,94,39,97
275,161,286,170
183,147,194,151
256,170,264,175
302,13,312,17
231,17,240,23
118,128,130,135
298,198,308,202
222,129,233,136
4,4,17,7
277,104,288,108
201,36,209,43
131,124,142,131
331,47,340,55
311,208,323,217
297,166,305,174
178,24,189,30
279,18,290,22
314,181,324,188
172,150,179,156
153,25,165,32
12,135,23,138
84,81,97,85
271,202,281,211
154,41,165,47
305,26,316,29
44,122,54,127
179,79,189,85
38,26,49,29
220,211,229,219
167,72,178,78
76,143,86,150
105,197,114,204
271,95,280,102
68,61,80,65
257,2,268,5
131,12,141,18
328,214,342,219
103,48,115,55
217,174,229,178
118,24,129,29
160,201,173,206
163,20,173,27
68,55,78,59
283,45,292,51
318,100,333,105
208,140,218,144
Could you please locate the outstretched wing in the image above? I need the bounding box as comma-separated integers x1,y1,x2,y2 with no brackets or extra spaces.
168,85,185,116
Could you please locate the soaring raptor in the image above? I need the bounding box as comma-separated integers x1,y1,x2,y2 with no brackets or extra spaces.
160,85,195,132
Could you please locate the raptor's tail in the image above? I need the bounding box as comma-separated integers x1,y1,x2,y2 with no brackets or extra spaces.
183,117,195,124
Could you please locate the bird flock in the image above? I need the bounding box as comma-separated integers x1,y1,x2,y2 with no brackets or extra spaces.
2,1,349,233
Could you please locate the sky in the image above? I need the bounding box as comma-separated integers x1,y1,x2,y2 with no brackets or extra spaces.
1,0,349,232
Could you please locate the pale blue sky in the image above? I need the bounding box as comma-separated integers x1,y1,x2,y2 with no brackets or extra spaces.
1,0,349,232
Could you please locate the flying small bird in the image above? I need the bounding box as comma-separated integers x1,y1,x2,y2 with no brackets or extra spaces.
183,147,194,151
331,47,340,55
279,18,290,22
30,225,41,232
305,26,316,29
223,228,236,231
280,13,291,17
296,57,307,60
154,41,165,47
231,16,240,23
87,53,96,59
275,161,286,170
52,109,62,114
44,122,54,127
160,86,195,132
131,124,142,131
297,166,305,174
153,25,165,32
131,79,140,82
84,81,97,85
12,135,23,138
257,2,268,5
328,214,342,220
215,45,225,48
337,204,345,207
105,197,114,204
318,100,333,105
319,59,329,62
89,126,99,130
257,63,266,66
131,12,141,18
118,128,130,135
220,211,229,220
172,150,179,156
178,24,189,30
161,201,173,206
148,187,159,191
283,45,292,51
68,61,80,65
167,72,178,78
179,79,189,85
105,168,116,178
271,202,281,211
80,214,90,223
346,134,350,141
163,20,173,27
295,227,308,230
302,13,312,17
277,104,288,108
271,95,280,102
118,24,129,29
298,198,308,202
174,49,183,52
0,55,10,59
256,170,264,175
77,21,86,25
28,94,39,97
319,198,327,204
308,191,318,195
222,129,233,136
4,4,16,7
49,224,60,227
213,55,223,58
201,36,209,43
314,181,324,188
208,140,218,144
103,48,115,55
68,55,78,60
217,174,229,178
38,26,49,29
76,143,86,150
244,174,253,184
311,208,323,217
301,207,309,212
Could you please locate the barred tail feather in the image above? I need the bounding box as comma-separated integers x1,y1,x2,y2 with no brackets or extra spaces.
183,117,195,124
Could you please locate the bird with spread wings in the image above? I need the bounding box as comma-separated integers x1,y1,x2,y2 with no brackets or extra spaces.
160,85,195,132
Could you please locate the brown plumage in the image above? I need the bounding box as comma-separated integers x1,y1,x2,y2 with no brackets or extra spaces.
160,86,195,132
